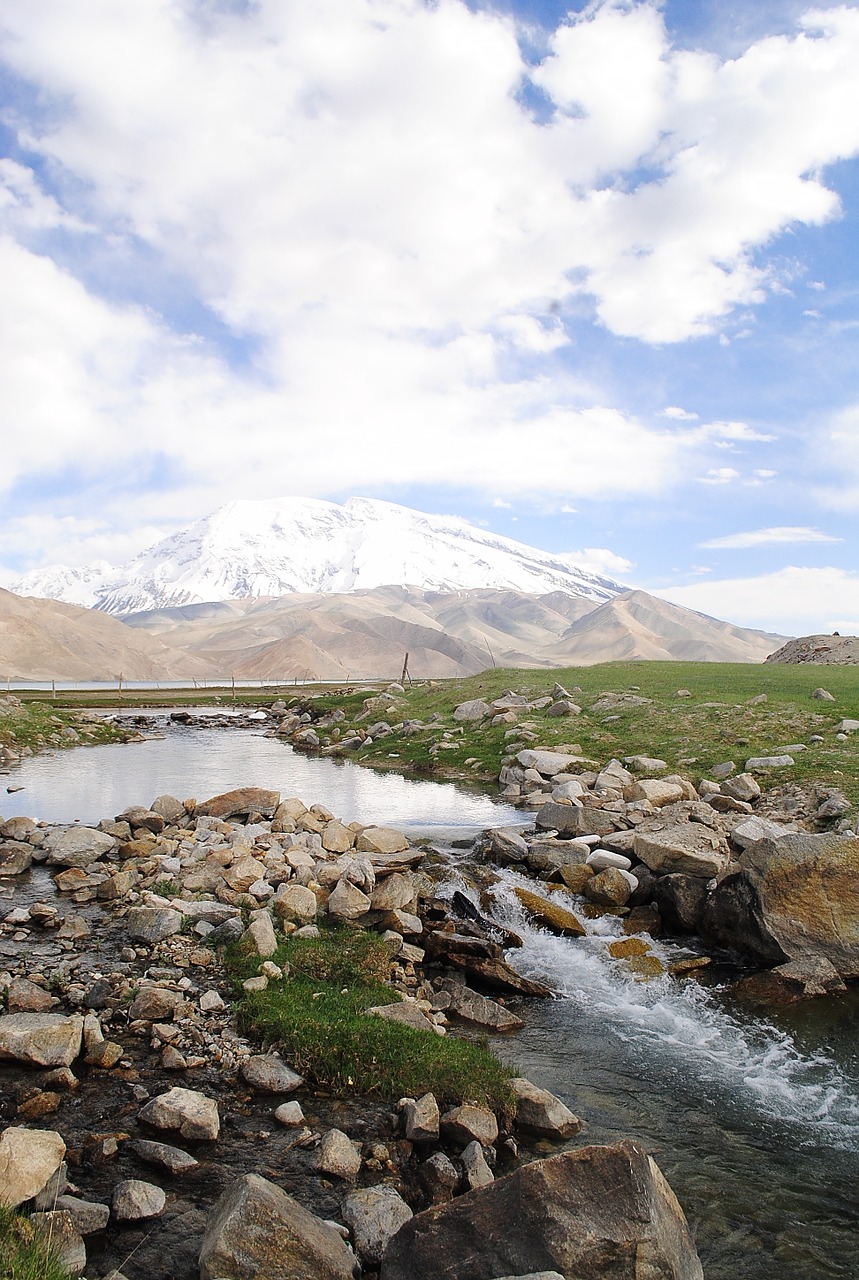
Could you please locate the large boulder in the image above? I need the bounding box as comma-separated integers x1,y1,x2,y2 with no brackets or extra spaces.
517,750,587,777
342,1185,413,1266
138,1087,220,1141
703,832,859,978
509,1077,581,1138
199,1173,357,1280
43,826,115,868
381,1141,703,1280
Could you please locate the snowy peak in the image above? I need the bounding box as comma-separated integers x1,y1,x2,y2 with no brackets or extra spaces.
11,496,628,615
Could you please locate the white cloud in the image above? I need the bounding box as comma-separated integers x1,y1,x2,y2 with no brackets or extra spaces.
657,566,859,636
700,526,841,549
491,497,512,509
662,406,699,420
560,547,634,577
699,467,741,484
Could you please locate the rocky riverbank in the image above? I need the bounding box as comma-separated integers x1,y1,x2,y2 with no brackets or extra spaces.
1,702,858,1279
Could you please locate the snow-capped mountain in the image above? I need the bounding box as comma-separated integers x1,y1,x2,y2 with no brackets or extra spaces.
12,496,627,616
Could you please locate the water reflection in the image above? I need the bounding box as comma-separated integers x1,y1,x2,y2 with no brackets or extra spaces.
0,726,525,835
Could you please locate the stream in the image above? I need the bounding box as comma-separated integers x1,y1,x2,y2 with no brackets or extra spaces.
2,722,858,1278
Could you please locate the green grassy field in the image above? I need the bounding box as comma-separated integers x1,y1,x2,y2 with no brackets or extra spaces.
0,700,126,757
305,661,859,805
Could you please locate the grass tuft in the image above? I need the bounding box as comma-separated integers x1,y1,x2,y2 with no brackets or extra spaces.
0,1203,72,1280
225,925,514,1108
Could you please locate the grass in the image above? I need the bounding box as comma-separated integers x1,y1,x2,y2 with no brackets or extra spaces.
299,661,859,806
0,1203,72,1280
0,699,126,758
226,925,514,1109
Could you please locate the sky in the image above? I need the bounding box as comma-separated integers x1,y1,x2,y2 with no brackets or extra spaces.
1,0,859,637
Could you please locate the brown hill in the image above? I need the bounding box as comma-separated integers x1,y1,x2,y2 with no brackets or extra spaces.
0,588,218,681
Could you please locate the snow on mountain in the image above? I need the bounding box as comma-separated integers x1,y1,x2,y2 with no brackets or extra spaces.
12,497,627,615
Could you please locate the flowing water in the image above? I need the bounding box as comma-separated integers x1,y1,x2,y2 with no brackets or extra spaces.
2,727,858,1277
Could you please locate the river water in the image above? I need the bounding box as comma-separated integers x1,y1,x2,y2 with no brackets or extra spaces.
2,725,858,1278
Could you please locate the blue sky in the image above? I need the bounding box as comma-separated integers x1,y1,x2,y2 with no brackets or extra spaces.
1,0,859,635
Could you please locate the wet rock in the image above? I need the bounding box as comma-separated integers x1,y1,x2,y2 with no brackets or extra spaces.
112,1178,167,1221
0,1126,66,1207
510,1078,581,1138
317,1128,362,1180
513,887,586,937
274,1101,306,1127
129,986,184,1021
486,828,530,863
460,1140,494,1190
0,1012,83,1067
138,1086,220,1141
652,874,708,934
704,832,859,979
199,1173,357,1280
240,1053,304,1094
381,1141,703,1280
440,1104,498,1148
195,787,280,819
557,863,595,893
342,1185,413,1266
126,906,184,943
128,1139,199,1174
7,976,55,1013
732,956,848,1004
400,1092,440,1143
583,867,631,909
0,842,33,875
424,931,551,997
442,982,524,1033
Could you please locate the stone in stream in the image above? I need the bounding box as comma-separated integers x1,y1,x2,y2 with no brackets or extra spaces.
55,1195,111,1235
400,1092,440,1143
634,823,729,879
112,1179,167,1221
7,976,55,1013
316,1128,362,1180
0,841,33,875
583,867,632,909
200,1173,358,1280
341,1185,414,1266
138,1086,220,1141
0,1125,66,1207
43,826,115,867
128,1139,199,1175
509,1078,581,1139
381,1141,703,1280
240,1053,304,1094
513,887,586,938
126,906,184,944
0,1012,83,1067
441,981,525,1033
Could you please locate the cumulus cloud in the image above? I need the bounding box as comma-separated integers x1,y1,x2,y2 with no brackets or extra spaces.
659,566,859,636
700,526,841,549
559,547,634,577
1,1,859,568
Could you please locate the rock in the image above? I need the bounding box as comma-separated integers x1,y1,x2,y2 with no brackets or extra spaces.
419,1151,459,1204
241,1054,303,1094
356,826,410,855
370,872,417,912
453,699,491,721
732,956,847,1004
112,1179,166,1221
224,855,268,892
586,850,632,872
274,1100,305,1127
0,842,33,875
196,787,280,819
721,773,762,803
317,1128,362,1180
30,1210,86,1275
583,866,631,908
43,826,115,867
535,802,619,839
424,931,552,997
401,1092,440,1143
0,1013,83,1067
381,1140,703,1280
240,913,278,958
460,1140,494,1190
7,977,55,1013
440,1104,498,1147
368,1002,437,1032
342,1185,413,1266
546,700,580,717
730,816,793,849
509,1077,581,1138
623,780,685,807
517,749,587,776
0,1126,66,1207
129,986,184,1022
200,1173,357,1280
126,906,184,943
486,828,529,863
817,792,851,819
128,1139,199,1174
152,793,187,822
557,863,595,893
812,688,835,700
327,878,372,921
443,983,524,1033
54,1194,111,1234
835,719,859,733
704,832,859,979
745,755,795,771
634,824,729,879
652,875,707,934
138,1086,220,1141
273,883,318,924
513,886,586,937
